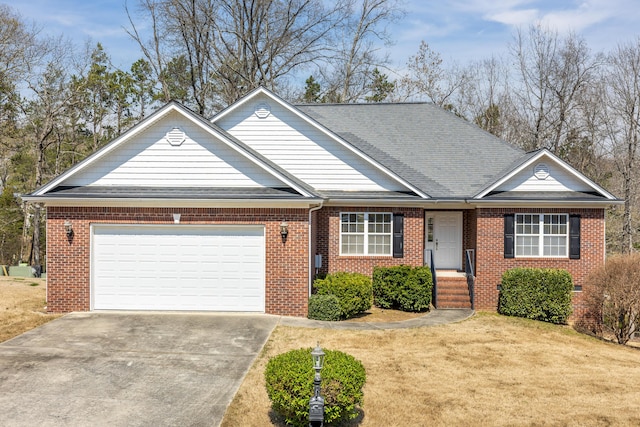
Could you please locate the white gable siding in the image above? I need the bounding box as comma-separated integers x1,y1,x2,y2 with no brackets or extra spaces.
495,159,592,193
216,94,405,191
63,111,284,188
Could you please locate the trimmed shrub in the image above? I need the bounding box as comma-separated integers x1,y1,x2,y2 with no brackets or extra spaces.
372,265,432,312
265,347,366,427
372,265,409,309
313,272,372,319
498,267,573,324
308,294,342,321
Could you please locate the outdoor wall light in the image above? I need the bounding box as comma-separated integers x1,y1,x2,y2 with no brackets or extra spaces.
64,220,73,238
309,343,325,426
280,221,289,242
173,213,181,224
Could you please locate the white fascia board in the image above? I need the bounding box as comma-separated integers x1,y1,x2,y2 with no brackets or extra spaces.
22,196,322,209
322,199,429,208
475,149,618,200
212,87,430,199
322,199,472,209
469,199,623,208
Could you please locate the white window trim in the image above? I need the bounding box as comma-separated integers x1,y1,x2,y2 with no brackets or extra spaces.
339,212,393,256
515,213,569,258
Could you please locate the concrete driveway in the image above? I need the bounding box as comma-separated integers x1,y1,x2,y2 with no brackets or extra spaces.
0,312,278,427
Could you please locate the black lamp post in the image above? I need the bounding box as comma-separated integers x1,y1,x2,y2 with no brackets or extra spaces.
309,343,325,427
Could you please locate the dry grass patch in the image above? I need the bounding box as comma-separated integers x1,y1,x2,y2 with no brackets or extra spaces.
222,312,640,426
343,306,426,323
0,276,60,343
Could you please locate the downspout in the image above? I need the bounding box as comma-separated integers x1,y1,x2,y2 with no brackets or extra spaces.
308,202,324,296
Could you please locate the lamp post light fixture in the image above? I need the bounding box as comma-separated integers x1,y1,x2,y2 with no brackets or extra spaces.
280,221,289,243
309,343,325,427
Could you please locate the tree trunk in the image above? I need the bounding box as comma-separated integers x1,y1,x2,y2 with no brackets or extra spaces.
32,204,41,268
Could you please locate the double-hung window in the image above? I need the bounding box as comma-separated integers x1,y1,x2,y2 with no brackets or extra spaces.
515,214,568,257
340,213,392,255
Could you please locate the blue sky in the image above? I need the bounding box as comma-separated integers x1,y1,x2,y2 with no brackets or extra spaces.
4,0,640,72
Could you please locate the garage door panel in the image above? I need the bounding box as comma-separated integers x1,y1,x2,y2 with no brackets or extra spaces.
92,225,265,311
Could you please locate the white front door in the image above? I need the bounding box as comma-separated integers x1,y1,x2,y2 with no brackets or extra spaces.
425,212,463,270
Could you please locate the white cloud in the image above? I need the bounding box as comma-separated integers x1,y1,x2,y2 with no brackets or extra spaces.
486,9,540,26
537,1,618,33
479,0,631,34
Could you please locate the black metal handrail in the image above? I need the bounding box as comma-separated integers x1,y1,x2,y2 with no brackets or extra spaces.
465,249,475,310
425,249,437,308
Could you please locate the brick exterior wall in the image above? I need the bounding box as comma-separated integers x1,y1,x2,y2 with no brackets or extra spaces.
314,207,424,277
46,204,605,320
474,208,605,320
46,207,309,316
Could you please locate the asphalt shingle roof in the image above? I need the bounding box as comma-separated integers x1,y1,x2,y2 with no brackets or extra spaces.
297,102,527,198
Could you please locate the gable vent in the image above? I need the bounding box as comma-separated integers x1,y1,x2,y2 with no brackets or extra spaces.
534,163,550,180
165,127,186,146
255,103,271,119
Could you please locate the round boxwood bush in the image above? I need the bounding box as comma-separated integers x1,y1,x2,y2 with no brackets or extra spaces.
265,347,366,427
308,294,342,321
313,272,372,319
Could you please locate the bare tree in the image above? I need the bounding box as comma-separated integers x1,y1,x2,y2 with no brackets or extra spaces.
126,0,358,113
0,5,40,187
18,37,86,266
319,0,402,103
583,253,640,344
458,55,510,136
510,26,601,154
601,39,640,253
125,0,171,103
395,41,469,111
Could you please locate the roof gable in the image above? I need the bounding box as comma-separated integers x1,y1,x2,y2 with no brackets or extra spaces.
33,102,317,198
213,87,428,197
297,102,526,198
62,110,285,189
475,149,617,200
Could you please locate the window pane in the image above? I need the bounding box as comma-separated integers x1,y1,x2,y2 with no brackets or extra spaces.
544,236,567,256
516,214,539,234
341,234,364,254
516,236,539,256
341,212,392,256
515,213,569,257
368,235,391,255
544,214,567,235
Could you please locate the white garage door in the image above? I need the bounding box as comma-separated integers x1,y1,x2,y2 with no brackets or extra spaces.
91,225,265,311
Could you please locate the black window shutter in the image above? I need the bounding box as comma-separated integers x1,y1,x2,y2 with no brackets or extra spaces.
569,214,581,259
504,214,515,259
393,213,404,258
